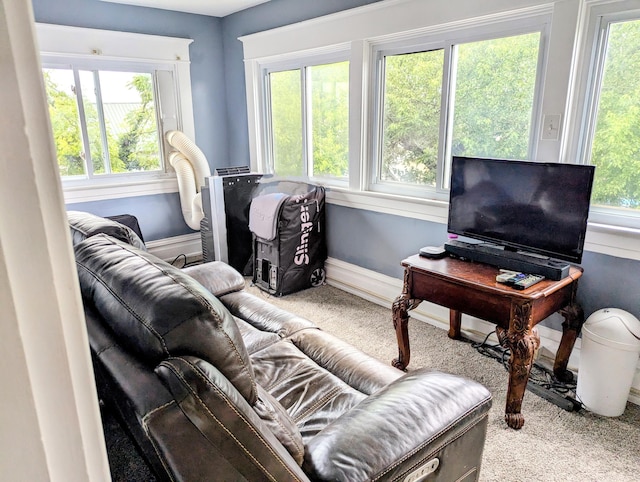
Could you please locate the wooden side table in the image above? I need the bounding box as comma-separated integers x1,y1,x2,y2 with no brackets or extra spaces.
392,254,583,429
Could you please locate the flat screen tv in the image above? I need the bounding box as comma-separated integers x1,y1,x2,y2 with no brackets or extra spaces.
447,156,595,264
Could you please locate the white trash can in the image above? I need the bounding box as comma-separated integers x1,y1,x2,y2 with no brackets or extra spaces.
576,308,640,417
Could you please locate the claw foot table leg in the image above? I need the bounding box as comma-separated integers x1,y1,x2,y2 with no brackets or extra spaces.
392,293,421,371
497,302,540,430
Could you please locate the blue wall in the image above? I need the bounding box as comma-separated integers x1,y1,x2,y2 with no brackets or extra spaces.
32,0,226,240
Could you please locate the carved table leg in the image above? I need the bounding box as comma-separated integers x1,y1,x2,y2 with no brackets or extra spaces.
496,302,540,429
553,301,584,383
392,269,421,371
392,293,421,371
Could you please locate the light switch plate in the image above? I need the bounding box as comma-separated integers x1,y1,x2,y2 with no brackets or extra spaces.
541,114,561,141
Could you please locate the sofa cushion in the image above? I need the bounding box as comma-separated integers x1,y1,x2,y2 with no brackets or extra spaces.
74,234,257,404
68,210,146,250
182,261,246,297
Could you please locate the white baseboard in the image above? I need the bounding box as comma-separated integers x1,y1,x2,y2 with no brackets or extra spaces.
324,256,640,406
146,232,202,263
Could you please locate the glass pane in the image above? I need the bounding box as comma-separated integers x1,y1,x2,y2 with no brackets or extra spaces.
42,68,86,177
590,19,640,210
308,61,349,178
270,70,303,176
78,71,106,174
450,32,540,161
381,49,444,186
98,71,162,173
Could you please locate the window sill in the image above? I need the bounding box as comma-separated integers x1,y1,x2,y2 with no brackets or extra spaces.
62,176,179,203
326,188,640,262
326,187,449,224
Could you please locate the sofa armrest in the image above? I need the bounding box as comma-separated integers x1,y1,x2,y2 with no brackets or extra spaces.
183,261,246,297
156,356,310,482
303,368,492,482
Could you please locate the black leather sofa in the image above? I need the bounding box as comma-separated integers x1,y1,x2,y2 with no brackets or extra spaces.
68,211,492,482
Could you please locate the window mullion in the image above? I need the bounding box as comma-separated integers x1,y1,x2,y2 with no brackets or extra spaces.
579,19,610,166
440,43,456,190
93,71,111,175
373,54,386,188
302,67,311,177
72,68,93,178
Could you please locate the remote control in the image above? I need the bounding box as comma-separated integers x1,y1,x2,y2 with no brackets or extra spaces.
498,272,527,285
512,274,545,290
496,271,521,283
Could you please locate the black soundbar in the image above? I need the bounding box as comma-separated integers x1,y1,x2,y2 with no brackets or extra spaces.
444,240,571,280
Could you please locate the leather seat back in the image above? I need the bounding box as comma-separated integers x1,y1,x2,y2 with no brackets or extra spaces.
67,210,147,250
74,234,257,404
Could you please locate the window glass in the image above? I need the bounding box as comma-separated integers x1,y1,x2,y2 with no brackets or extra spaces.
99,71,161,173
375,31,541,193
449,32,540,161
381,49,444,186
43,67,162,179
269,69,303,176
43,68,86,177
309,61,349,178
78,70,105,174
589,19,640,211
267,61,349,180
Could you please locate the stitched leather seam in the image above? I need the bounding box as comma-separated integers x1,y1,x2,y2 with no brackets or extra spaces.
167,358,304,481
95,342,117,356
257,395,305,462
141,400,179,482
163,363,279,482
372,408,489,481
76,262,170,355
292,385,343,424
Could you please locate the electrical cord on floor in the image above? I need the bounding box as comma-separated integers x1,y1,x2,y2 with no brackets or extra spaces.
169,253,203,269
470,332,584,411
170,253,187,268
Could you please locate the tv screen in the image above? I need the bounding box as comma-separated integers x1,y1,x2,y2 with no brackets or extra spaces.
447,156,595,263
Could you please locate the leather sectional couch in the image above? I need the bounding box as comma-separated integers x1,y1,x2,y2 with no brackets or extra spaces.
68,211,492,481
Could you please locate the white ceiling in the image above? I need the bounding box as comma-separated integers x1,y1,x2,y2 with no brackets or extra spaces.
100,0,272,17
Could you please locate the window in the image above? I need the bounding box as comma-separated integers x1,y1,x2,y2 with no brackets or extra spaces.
36,23,194,202
43,66,163,179
373,31,542,196
582,15,640,217
266,60,349,181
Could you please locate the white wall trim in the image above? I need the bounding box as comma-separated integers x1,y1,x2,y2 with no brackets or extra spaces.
146,232,202,262
63,176,179,203
2,3,110,480
323,256,640,406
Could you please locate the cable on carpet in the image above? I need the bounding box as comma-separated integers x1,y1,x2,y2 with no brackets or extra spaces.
470,332,583,410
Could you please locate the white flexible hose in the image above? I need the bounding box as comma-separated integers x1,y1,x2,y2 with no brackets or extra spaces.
166,130,211,192
165,131,212,230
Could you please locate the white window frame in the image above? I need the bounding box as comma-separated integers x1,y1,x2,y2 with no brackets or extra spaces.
257,49,351,187
36,23,194,203
564,1,640,231
368,19,549,200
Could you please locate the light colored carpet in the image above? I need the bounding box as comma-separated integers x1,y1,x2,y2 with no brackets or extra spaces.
246,281,640,482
